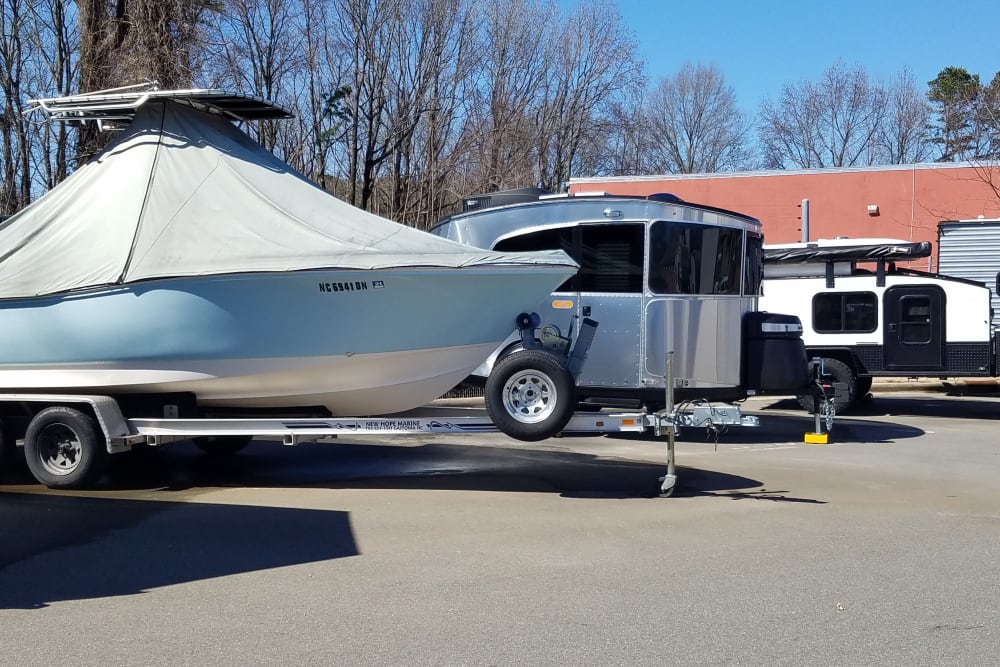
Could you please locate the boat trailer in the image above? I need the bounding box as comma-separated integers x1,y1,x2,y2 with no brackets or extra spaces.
0,390,757,496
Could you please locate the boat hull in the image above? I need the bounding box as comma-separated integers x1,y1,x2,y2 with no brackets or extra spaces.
0,266,573,415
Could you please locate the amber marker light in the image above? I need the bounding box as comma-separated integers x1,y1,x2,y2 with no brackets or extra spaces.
551,299,574,309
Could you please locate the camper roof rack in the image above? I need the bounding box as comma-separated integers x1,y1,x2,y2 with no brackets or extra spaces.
26,82,293,128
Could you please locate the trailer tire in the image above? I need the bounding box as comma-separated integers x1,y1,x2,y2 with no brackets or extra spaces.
796,358,856,413
485,350,576,442
193,435,253,456
24,407,107,489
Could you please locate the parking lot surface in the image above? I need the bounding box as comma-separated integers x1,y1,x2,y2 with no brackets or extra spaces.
2,392,999,665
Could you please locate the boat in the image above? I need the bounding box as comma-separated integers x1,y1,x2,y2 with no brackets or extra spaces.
0,86,577,416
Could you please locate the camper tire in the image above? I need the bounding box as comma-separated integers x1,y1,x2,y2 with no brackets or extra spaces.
24,406,107,489
485,350,576,442
193,435,254,456
796,357,856,413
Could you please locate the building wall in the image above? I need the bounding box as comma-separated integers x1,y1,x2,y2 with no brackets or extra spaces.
569,164,1000,271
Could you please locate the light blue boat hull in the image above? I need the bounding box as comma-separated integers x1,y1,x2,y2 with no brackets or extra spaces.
0,266,573,415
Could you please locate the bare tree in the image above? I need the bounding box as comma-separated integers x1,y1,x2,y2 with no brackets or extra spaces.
74,0,215,161
386,0,480,227
596,88,648,177
760,61,888,169
204,0,306,153
27,0,78,187
643,63,750,174
535,0,643,189
0,0,46,213
876,68,933,164
975,71,1000,160
464,0,553,191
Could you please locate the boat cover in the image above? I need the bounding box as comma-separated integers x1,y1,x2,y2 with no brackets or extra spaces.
0,100,576,298
764,240,932,264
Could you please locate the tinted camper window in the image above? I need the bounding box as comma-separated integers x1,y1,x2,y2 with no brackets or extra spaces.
649,221,743,295
494,227,575,291
577,224,644,293
494,224,644,294
744,232,763,295
812,292,877,332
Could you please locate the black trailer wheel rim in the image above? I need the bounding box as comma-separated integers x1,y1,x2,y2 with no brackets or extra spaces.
501,369,558,424
36,423,82,476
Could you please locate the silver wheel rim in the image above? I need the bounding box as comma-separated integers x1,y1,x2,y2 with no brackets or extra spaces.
36,423,82,476
501,369,558,424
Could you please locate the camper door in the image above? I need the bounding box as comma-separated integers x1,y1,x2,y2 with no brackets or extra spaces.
882,285,945,370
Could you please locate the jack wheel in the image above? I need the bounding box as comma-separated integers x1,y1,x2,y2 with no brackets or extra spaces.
796,357,856,413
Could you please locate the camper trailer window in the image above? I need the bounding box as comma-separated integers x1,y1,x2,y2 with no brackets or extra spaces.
812,292,877,333
648,221,742,295
494,223,644,293
899,295,932,344
745,232,764,295
494,227,577,291
577,224,644,293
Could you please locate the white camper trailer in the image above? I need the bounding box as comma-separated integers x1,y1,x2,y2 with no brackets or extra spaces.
760,238,996,411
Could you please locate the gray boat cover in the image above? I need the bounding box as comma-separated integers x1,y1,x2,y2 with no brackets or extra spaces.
0,100,576,298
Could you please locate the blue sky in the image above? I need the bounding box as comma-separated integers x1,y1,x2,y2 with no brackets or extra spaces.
613,0,1000,113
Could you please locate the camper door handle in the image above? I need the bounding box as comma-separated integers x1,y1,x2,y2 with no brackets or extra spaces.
887,323,897,332
582,306,591,316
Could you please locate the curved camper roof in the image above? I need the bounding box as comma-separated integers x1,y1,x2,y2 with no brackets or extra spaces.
0,90,574,299
430,189,761,250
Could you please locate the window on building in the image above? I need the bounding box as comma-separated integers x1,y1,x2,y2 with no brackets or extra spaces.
812,292,877,333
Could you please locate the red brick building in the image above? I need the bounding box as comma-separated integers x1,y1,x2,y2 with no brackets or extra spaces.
569,163,1000,271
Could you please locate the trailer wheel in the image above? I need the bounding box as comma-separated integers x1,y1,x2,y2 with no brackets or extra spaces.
24,407,107,489
193,435,253,456
485,350,576,442
796,358,856,413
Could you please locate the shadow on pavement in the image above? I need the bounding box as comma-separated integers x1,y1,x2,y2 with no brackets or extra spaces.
612,410,924,446
764,393,1000,421
0,491,357,610
3,438,770,501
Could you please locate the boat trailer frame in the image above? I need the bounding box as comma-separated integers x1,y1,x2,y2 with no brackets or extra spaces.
0,391,758,496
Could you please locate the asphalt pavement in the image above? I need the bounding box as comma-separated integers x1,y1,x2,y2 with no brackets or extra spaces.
1,391,999,665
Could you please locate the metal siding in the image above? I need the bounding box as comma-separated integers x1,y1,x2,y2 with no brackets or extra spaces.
938,221,1000,328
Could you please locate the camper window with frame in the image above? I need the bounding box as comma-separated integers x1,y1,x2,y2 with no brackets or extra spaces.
493,223,644,294
649,221,743,295
812,292,877,333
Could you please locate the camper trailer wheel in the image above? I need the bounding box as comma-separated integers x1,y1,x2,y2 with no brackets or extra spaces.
24,407,107,489
193,435,253,456
485,350,576,442
796,357,856,413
